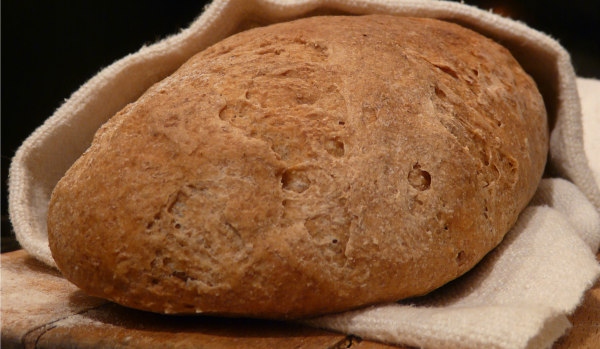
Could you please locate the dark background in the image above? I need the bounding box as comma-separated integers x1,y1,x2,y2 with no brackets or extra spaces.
2,0,599,251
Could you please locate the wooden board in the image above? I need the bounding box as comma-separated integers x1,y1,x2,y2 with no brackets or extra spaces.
0,250,390,349
2,249,599,348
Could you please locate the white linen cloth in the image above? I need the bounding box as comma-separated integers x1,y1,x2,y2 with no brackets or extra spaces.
8,1,600,348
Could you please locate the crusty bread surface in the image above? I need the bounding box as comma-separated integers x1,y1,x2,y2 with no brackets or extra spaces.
48,15,548,319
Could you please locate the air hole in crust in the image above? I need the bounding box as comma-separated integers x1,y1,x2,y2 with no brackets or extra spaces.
480,148,490,166
173,271,190,282
332,239,338,244
147,213,160,230
408,164,431,191
338,121,345,125
435,86,446,99
174,223,181,229
456,250,466,265
472,69,479,76
325,139,345,157
218,107,227,120
434,64,459,79
282,169,311,193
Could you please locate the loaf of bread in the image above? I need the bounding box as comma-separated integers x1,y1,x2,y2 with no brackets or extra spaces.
48,15,548,319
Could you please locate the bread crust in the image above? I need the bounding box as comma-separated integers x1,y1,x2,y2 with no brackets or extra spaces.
48,15,548,319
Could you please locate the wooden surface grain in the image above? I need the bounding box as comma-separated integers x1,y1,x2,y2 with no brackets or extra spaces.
2,249,598,349
1,250,109,349
35,308,347,349
0,250,405,349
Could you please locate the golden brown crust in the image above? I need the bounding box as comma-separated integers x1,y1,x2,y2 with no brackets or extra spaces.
48,15,548,319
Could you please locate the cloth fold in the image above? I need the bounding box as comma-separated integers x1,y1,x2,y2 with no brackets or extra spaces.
8,1,600,348
305,181,600,349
